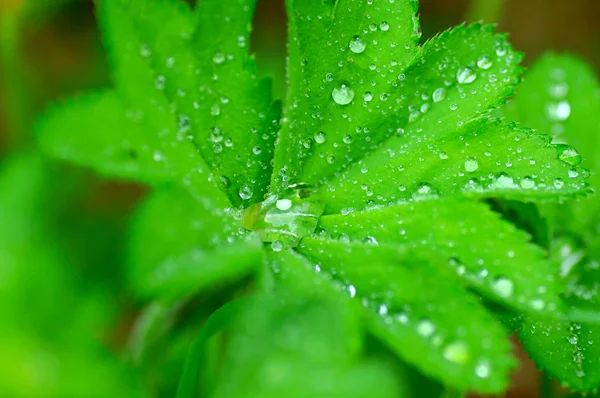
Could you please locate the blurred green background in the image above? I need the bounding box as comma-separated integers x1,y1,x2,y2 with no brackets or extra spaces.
1,0,600,397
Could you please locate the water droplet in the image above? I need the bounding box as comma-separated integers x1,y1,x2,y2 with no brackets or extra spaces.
456,66,477,84
443,341,471,364
271,240,283,252
332,83,355,105
530,298,545,311
475,360,491,378
210,104,221,116
348,35,366,54
210,127,223,143
178,115,190,133
155,75,166,90
327,155,336,164
568,169,579,178
520,177,535,189
343,134,353,144
546,101,571,121
347,284,357,298
568,335,579,345
439,152,448,160
252,146,262,155
314,131,327,144
325,73,334,82
140,44,151,58
554,178,565,189
557,145,582,166
432,88,446,103
239,185,253,200
213,52,225,64
492,277,514,298
417,319,436,338
276,199,292,211
477,55,493,69
379,21,390,31
152,151,164,162
464,157,479,172
363,91,373,102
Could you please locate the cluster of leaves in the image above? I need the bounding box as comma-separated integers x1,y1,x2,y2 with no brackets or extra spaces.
4,0,596,396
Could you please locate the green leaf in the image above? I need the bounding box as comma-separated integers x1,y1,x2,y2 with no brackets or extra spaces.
503,53,600,235
272,0,420,192
128,186,262,302
318,198,563,315
323,117,588,213
192,0,281,207
516,237,600,391
37,91,174,183
99,0,280,207
297,238,514,394
211,292,403,398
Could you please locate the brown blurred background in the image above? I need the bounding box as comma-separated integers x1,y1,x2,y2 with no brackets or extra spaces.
1,1,599,397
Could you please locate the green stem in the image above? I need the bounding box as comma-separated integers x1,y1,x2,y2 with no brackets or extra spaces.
0,8,31,154
465,0,505,24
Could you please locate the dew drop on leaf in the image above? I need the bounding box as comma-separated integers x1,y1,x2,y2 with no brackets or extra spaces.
140,44,151,58
476,55,493,70
546,100,571,121
379,21,390,31
239,185,253,200
443,341,471,364
491,277,514,298
212,51,225,64
456,66,477,84
210,127,223,143
348,35,367,54
271,240,283,252
363,91,373,102
464,157,479,172
520,176,535,189
557,145,582,166
417,319,436,338
553,178,565,189
475,360,491,378
332,83,355,105
314,131,327,144
276,199,292,211
432,88,446,103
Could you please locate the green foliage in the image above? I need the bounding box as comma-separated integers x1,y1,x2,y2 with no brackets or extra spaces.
503,53,600,391
31,0,600,397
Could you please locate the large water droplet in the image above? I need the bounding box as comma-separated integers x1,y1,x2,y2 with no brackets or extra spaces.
276,198,292,211
456,66,477,84
546,100,571,121
557,145,582,166
348,35,366,54
239,185,253,200
379,21,390,31
271,240,283,252
432,88,446,103
332,83,355,105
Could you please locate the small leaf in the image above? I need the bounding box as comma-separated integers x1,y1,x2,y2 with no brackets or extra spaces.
504,53,600,235
37,91,173,183
272,0,420,192
128,186,261,302
518,240,600,391
297,238,514,394
211,292,403,398
318,199,563,315
324,118,588,213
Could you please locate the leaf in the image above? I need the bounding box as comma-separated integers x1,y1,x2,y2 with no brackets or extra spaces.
192,0,281,207
503,53,600,235
273,16,525,192
517,239,600,391
272,0,420,192
99,0,280,207
37,91,174,183
211,292,404,398
318,198,563,315
322,117,588,213
297,238,514,394
128,186,262,302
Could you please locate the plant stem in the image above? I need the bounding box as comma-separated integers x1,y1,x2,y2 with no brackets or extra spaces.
0,7,31,154
466,0,505,24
